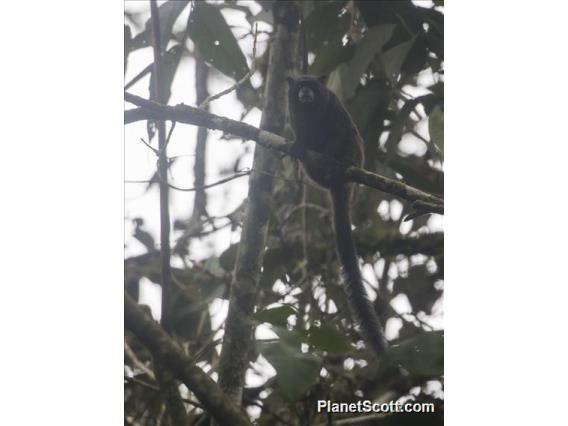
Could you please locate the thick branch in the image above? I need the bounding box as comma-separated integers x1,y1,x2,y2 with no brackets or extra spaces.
375,150,443,196
124,294,251,426
125,93,444,213
357,232,444,257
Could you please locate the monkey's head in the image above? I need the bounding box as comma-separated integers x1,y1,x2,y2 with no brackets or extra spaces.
286,75,328,111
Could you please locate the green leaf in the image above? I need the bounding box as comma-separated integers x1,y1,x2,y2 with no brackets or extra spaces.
131,0,190,51
133,218,155,251
219,243,238,272
202,257,226,279
305,0,349,51
429,106,444,158
188,1,249,80
309,38,354,76
347,80,391,132
308,324,352,354
326,63,348,101
329,25,396,101
258,340,322,401
384,94,437,154
381,35,418,83
393,264,442,314
271,326,309,348
253,305,297,327
247,9,273,26
146,43,185,140
299,0,316,21
149,44,184,104
259,243,305,289
380,331,444,378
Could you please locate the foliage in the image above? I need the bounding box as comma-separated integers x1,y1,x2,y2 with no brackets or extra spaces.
125,1,444,424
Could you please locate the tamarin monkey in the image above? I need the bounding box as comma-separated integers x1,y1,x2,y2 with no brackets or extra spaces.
287,75,388,357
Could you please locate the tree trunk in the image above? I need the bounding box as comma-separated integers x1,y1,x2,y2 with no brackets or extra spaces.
216,0,300,410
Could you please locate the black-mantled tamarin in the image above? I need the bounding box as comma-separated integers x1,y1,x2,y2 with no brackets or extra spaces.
287,75,388,357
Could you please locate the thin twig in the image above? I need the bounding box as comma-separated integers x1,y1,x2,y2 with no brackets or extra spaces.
168,171,249,192
125,339,156,380
126,167,303,192
281,201,330,226
401,311,435,332
125,62,153,91
138,137,159,155
125,376,204,408
410,129,430,145
198,23,258,109
175,220,232,246
125,179,157,184
125,169,251,192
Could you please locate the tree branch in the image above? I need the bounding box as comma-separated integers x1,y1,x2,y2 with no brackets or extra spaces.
190,49,210,223
357,232,444,257
125,338,155,380
125,93,444,214
125,375,203,408
124,294,251,426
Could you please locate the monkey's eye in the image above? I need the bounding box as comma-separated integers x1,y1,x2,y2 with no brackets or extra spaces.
298,86,315,104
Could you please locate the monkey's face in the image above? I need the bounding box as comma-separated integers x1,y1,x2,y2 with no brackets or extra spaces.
297,85,315,104
287,75,328,111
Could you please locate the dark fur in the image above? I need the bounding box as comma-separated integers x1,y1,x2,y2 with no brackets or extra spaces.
287,75,388,357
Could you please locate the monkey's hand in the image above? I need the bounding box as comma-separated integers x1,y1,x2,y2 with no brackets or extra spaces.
290,141,306,158
302,152,349,189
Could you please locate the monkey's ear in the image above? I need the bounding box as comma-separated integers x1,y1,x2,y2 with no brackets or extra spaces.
285,76,294,85
317,75,327,83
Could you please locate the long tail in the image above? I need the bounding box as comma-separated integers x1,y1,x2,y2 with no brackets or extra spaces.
331,186,388,357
